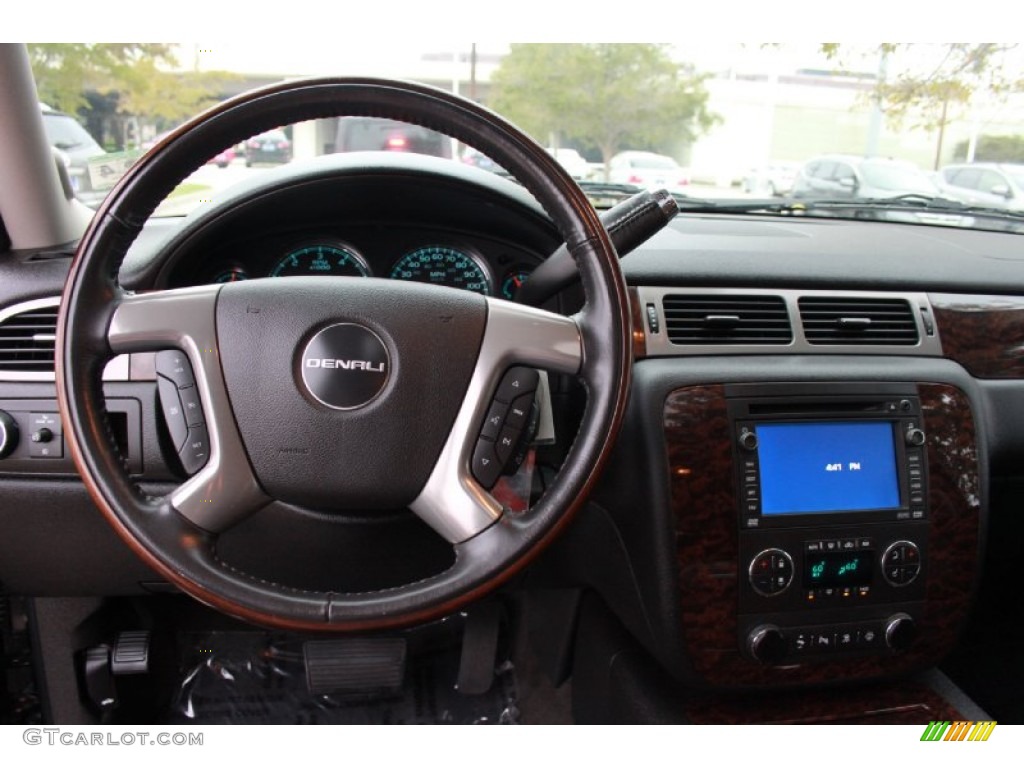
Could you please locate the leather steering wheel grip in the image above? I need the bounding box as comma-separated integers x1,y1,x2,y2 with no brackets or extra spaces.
56,78,632,631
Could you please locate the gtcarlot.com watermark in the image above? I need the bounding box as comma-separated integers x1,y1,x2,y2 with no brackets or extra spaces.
23,729,203,747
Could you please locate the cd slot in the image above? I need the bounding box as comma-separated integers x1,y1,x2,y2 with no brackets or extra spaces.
747,400,886,416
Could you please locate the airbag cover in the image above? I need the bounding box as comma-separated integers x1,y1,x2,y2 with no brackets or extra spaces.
215,278,486,510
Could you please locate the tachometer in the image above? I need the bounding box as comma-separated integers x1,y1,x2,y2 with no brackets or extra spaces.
212,266,249,283
270,243,370,278
500,268,534,301
389,245,492,295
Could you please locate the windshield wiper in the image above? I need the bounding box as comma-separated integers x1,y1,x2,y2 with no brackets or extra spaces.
669,192,1024,224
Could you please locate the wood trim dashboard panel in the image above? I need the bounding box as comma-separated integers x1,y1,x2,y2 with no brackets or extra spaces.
932,293,1024,378
665,383,982,689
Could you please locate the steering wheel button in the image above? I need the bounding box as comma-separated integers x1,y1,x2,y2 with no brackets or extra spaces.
480,402,507,440
505,393,534,429
178,386,205,427
494,367,539,404
471,439,502,489
156,350,196,388
179,425,210,474
494,425,520,465
157,376,189,451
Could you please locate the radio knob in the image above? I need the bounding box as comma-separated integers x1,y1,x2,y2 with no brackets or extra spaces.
747,624,787,665
884,613,917,652
0,410,19,459
905,427,926,446
739,429,758,450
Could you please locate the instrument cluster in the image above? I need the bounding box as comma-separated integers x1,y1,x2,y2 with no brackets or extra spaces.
196,230,540,301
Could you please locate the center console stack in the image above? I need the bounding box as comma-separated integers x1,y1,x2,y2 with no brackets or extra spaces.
729,384,928,666
663,380,982,689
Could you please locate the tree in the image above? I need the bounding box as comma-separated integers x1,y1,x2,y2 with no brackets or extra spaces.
490,44,717,176
29,44,238,145
822,44,1024,168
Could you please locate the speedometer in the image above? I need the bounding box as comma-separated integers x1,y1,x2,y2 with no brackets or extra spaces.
389,246,492,295
270,243,370,278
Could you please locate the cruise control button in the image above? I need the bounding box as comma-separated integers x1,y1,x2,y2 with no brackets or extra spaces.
178,386,205,427
471,439,502,489
156,350,196,389
480,402,507,440
157,375,189,452
179,425,210,474
494,367,539,404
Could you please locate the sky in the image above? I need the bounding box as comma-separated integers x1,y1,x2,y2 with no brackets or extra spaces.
5,0,1016,51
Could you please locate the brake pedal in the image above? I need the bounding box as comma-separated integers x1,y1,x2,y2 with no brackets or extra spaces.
303,637,406,696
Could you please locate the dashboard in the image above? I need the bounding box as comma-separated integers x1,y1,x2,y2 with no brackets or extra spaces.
2,152,1024,724
168,226,541,301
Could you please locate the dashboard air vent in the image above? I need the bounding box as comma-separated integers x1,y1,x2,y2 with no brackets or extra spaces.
662,294,792,345
0,300,59,373
798,297,919,346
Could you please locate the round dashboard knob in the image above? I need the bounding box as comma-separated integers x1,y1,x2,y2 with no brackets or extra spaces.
905,427,926,446
884,613,917,652
748,624,787,665
739,429,758,450
0,410,19,459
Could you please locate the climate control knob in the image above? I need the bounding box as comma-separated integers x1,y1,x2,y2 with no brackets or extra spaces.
905,427,926,446
748,548,794,596
747,624,787,665
0,410,19,459
884,613,917,652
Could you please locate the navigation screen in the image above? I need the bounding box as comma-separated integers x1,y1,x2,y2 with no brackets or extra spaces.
757,421,900,515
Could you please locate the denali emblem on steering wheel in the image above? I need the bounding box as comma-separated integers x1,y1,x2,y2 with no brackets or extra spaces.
299,323,390,410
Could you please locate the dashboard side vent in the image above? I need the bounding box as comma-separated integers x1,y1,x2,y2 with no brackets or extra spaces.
662,294,792,345
0,299,59,373
798,296,919,346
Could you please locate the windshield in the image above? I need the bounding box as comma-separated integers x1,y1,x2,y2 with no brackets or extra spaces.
25,42,1024,230
40,112,103,153
860,164,936,194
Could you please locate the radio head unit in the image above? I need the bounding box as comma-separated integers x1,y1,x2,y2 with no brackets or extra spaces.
727,384,927,529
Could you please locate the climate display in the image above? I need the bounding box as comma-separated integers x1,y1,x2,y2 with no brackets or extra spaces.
757,421,900,515
804,551,874,588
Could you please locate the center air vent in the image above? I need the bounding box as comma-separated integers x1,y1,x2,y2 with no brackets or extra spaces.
798,297,919,346
663,294,792,345
0,298,59,374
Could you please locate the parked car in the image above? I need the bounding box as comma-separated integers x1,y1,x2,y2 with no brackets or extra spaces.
936,163,1024,211
143,129,236,168
741,161,800,196
208,146,235,168
39,104,107,207
608,150,690,193
334,116,454,158
546,147,592,180
244,128,292,165
460,146,507,174
792,154,939,200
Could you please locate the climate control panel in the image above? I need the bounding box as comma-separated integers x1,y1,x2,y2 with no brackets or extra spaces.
738,524,926,665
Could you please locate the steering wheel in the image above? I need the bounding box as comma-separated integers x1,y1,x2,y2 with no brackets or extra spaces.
56,79,631,631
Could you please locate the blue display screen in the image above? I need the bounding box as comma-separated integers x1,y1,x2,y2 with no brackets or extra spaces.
757,421,900,515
